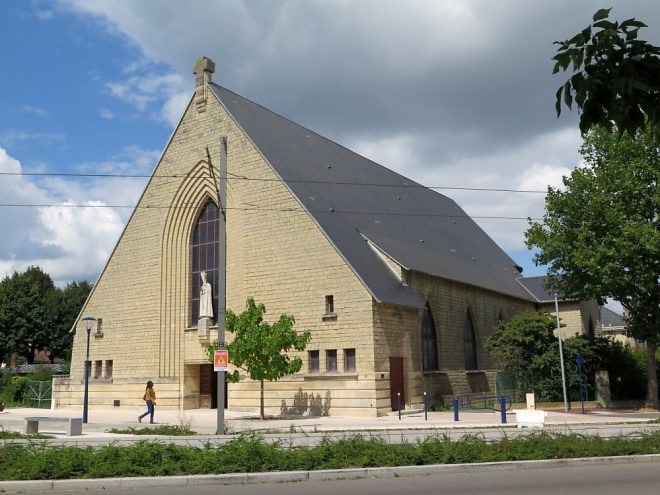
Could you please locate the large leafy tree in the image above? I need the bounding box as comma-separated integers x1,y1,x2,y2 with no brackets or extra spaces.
526,124,659,408
0,266,55,364
553,8,660,138
46,281,93,363
207,297,311,419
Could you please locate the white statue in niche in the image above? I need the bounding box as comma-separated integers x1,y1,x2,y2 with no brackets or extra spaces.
199,271,214,320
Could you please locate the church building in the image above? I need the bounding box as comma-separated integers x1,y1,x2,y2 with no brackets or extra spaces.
53,57,599,416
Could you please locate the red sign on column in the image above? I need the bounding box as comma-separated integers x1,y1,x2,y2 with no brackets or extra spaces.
214,349,228,371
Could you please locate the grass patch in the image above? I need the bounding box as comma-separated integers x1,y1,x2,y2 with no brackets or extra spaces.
106,425,197,436
0,430,52,440
0,430,659,481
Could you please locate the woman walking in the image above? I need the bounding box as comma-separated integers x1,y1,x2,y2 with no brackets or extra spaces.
138,380,156,424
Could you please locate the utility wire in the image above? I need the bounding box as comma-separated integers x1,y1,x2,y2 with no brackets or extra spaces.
0,171,548,194
0,202,540,220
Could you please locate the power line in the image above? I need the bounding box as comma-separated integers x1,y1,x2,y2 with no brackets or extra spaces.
0,171,549,194
0,202,539,220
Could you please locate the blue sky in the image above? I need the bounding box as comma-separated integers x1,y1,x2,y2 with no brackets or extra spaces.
0,1,657,310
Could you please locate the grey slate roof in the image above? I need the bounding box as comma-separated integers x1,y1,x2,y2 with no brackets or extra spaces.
210,83,534,307
516,275,575,303
601,306,625,330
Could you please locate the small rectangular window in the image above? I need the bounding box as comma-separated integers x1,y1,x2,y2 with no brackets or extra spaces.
344,349,356,372
325,295,334,314
326,349,337,372
105,360,113,379
309,350,319,373
94,360,102,379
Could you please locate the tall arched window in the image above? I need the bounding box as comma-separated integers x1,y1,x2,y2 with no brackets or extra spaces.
464,309,478,370
421,304,438,371
191,200,219,325
587,316,595,337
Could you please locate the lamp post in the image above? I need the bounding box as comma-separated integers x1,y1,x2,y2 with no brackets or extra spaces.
81,316,96,424
554,294,569,411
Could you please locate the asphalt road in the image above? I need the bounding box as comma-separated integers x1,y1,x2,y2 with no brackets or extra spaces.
43,460,660,495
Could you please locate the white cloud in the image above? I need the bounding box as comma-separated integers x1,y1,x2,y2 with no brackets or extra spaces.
35,10,54,21
36,202,124,283
105,71,187,126
161,91,190,127
0,130,65,147
23,105,51,118
0,146,130,286
99,108,116,120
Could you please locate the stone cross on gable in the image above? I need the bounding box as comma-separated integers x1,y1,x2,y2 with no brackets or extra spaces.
193,56,216,113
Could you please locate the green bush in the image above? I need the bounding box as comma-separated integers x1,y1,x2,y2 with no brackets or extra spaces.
0,431,658,481
486,311,653,401
0,374,30,406
107,425,196,436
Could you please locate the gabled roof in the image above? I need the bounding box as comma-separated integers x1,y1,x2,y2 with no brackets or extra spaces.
601,306,625,330
210,83,534,307
516,275,576,303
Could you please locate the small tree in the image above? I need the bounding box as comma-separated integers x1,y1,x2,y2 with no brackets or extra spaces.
207,297,311,419
553,8,660,138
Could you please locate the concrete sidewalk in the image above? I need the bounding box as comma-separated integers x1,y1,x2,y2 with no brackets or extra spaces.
1,405,658,438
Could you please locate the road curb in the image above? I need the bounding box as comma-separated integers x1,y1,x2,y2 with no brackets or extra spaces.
1,454,659,493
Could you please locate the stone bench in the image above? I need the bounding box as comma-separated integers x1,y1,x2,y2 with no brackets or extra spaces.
513,409,547,428
25,416,83,436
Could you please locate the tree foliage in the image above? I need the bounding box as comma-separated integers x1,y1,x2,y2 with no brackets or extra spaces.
526,125,659,407
207,297,311,419
486,311,649,402
0,267,92,365
0,267,55,364
486,311,558,396
46,281,93,362
553,8,660,138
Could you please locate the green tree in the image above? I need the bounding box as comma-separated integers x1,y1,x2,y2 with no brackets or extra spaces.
0,267,55,364
207,298,311,419
485,311,558,396
553,8,660,138
526,125,659,408
486,311,648,402
45,281,93,363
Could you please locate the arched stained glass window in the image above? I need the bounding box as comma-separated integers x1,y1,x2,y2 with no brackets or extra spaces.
464,309,478,370
191,200,219,325
588,316,595,337
421,304,438,371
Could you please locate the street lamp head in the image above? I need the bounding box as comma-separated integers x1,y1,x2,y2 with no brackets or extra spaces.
82,316,97,332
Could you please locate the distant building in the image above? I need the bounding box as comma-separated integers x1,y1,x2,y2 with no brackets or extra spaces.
600,307,644,349
517,276,601,339
53,57,598,416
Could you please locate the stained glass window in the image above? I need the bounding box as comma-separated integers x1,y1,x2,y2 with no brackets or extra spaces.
191,200,219,325
421,304,438,371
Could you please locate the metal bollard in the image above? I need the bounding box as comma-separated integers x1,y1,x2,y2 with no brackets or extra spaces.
397,392,401,420
453,397,459,421
499,395,507,424
423,392,428,421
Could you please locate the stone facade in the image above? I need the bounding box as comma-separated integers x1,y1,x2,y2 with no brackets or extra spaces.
54,63,600,417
